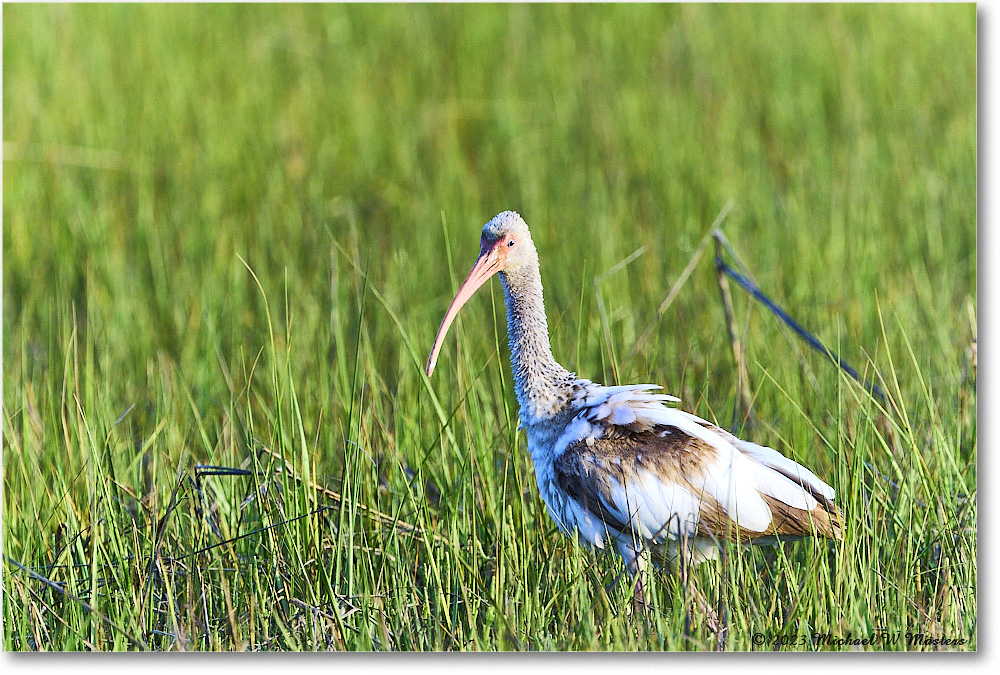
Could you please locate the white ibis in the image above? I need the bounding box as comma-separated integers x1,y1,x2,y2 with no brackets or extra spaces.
426,211,841,611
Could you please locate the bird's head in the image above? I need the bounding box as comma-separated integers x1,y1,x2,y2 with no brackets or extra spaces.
479,210,537,275
425,211,536,376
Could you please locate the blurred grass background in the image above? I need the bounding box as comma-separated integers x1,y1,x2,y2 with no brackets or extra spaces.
3,3,976,650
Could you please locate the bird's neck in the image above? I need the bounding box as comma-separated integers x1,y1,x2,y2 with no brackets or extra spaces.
499,263,575,424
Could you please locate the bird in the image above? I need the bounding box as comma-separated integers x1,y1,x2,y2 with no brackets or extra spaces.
425,210,842,615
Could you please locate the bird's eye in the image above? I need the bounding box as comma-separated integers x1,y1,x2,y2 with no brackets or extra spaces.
507,239,515,247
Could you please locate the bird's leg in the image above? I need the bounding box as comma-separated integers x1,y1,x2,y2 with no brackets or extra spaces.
679,542,694,639
631,571,648,615
617,541,649,617
692,584,724,637
678,540,724,640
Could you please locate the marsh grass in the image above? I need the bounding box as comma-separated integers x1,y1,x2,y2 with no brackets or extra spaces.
3,3,976,650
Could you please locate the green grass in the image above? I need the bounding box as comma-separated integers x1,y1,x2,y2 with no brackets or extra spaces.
3,3,976,651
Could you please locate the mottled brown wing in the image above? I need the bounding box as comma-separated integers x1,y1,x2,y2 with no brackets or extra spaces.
553,423,842,543
552,424,718,537
552,443,630,534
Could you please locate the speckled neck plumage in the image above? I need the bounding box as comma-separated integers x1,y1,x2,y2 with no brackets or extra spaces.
499,261,576,424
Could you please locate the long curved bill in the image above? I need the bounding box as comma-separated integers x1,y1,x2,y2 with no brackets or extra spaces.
426,241,503,376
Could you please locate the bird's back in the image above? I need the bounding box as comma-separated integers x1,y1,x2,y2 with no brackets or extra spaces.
526,381,841,560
